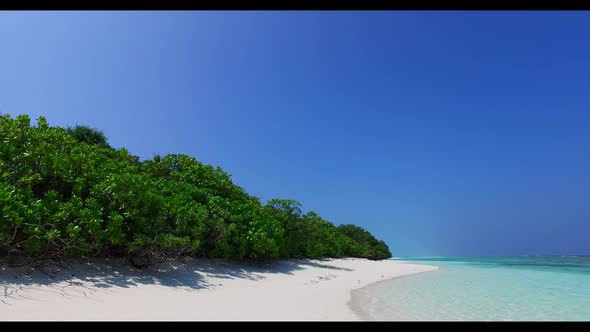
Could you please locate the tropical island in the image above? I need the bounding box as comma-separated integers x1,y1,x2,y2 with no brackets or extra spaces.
0,114,437,320
2,11,590,322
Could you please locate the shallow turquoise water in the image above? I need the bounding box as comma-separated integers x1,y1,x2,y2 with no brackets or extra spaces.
353,256,590,321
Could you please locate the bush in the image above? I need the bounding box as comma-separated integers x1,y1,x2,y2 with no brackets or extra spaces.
336,224,392,260
0,113,393,264
65,125,110,148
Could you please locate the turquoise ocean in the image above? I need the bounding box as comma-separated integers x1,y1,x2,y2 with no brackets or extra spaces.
350,256,590,321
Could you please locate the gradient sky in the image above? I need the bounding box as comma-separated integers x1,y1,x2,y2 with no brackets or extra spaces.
1,11,589,256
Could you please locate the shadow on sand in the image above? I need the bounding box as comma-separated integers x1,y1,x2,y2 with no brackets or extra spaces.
0,257,353,304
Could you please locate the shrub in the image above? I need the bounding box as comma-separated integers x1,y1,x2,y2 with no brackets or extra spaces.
0,114,392,264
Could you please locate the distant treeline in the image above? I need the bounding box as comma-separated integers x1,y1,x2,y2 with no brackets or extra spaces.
0,114,392,266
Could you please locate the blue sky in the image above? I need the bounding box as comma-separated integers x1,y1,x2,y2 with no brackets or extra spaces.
1,11,589,256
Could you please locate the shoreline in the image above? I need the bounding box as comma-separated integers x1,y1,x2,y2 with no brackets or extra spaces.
349,263,441,320
1,257,437,321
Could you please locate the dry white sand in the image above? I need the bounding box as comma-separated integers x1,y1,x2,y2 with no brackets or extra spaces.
0,257,437,321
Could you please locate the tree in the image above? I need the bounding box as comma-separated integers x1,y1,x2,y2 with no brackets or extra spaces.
65,125,110,148
0,113,394,265
337,224,392,260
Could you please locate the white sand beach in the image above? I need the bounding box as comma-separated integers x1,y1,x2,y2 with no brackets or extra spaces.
0,258,437,321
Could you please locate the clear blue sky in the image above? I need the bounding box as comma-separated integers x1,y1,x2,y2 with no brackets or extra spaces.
1,11,589,257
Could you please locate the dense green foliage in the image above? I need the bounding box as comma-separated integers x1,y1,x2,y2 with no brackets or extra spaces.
0,114,392,263
336,224,393,260
65,125,110,148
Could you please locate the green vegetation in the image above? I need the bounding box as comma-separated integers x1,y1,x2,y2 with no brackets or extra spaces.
0,114,392,265
65,125,110,148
